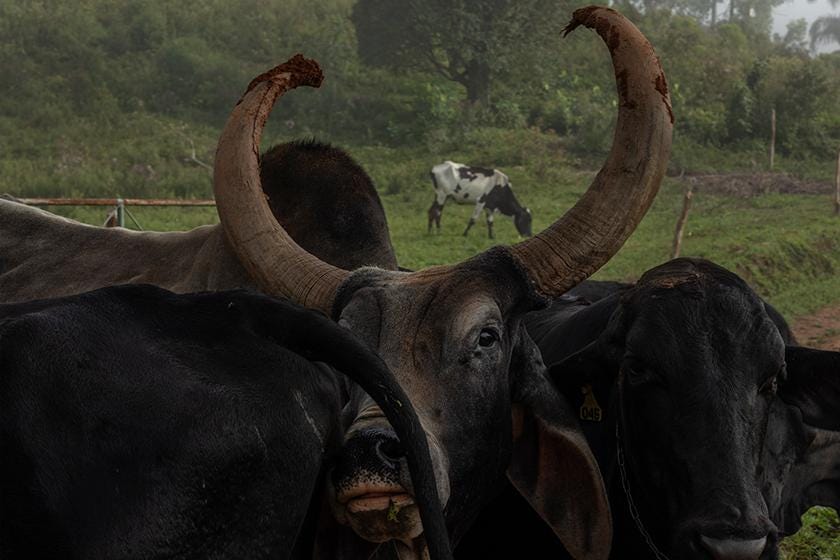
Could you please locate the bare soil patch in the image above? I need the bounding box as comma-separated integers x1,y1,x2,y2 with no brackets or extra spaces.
792,304,840,351
678,172,834,197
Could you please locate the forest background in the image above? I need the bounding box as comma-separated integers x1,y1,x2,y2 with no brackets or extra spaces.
2,0,838,196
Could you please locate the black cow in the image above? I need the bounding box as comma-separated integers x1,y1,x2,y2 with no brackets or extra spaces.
0,285,450,559
457,258,839,559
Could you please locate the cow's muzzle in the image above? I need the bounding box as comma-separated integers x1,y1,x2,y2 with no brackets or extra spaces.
329,411,450,544
675,514,776,560
698,535,769,560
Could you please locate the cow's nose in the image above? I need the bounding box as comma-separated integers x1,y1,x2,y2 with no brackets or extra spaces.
332,427,405,486
376,435,406,467
699,535,767,560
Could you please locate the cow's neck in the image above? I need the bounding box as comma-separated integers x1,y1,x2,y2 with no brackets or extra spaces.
606,394,673,560
497,190,525,217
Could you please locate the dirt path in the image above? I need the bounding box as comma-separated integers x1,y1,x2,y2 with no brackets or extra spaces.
792,304,840,350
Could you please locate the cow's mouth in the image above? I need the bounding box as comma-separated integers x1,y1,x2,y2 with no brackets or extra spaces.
338,483,415,514
345,491,415,515
334,483,423,543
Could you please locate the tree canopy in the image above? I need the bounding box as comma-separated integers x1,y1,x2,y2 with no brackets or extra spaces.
0,0,838,200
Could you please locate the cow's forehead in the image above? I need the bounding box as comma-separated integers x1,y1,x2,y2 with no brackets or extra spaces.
371,276,509,330
335,248,542,321
621,282,785,379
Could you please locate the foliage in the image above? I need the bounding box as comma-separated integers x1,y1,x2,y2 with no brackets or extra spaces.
810,14,840,51
1,0,839,174
780,507,840,560
350,0,570,105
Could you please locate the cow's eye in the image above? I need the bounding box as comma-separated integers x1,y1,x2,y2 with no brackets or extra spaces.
478,328,500,348
622,358,655,386
760,375,779,396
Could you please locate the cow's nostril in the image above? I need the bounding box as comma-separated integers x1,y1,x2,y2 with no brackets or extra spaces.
377,438,405,464
699,535,767,560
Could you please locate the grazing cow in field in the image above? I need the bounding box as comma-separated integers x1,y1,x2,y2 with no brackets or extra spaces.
457,258,840,560
0,286,448,559
428,161,532,238
0,7,675,558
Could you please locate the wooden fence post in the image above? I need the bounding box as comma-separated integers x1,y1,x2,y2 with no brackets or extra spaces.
834,148,839,216
769,108,776,171
671,187,694,260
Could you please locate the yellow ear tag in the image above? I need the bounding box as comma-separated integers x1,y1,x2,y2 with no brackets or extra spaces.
580,384,603,422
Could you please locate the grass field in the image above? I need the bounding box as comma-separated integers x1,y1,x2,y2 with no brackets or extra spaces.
37,173,840,321
31,134,840,320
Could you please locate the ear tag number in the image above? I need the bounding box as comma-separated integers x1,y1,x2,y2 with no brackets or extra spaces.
580,384,603,422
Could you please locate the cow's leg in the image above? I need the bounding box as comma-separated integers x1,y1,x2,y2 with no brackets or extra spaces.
428,191,447,233
427,200,443,234
485,209,495,239
463,202,485,236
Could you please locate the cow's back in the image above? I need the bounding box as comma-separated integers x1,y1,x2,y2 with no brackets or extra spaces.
0,286,343,558
0,200,253,303
430,162,497,205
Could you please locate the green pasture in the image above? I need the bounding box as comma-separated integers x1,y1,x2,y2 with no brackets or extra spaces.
35,139,840,321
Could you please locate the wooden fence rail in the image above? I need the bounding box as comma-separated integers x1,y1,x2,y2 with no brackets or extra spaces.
18,198,216,207
18,197,216,229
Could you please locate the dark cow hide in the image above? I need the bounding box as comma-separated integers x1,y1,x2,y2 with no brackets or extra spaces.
457,258,839,560
0,285,448,560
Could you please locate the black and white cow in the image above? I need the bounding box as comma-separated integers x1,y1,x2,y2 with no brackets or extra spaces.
0,285,451,559
428,161,532,238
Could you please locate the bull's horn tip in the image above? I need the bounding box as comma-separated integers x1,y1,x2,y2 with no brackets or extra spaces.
562,5,601,36
244,54,324,96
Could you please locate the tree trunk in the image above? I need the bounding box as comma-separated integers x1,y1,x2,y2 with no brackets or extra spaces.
711,0,717,26
730,0,735,21
464,59,491,106
769,109,776,171
834,149,839,216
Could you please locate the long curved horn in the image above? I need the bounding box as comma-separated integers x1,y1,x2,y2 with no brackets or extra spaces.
508,7,673,297
213,55,349,314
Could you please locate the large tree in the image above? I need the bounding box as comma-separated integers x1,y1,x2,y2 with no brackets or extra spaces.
810,15,840,49
350,0,567,105
805,0,840,52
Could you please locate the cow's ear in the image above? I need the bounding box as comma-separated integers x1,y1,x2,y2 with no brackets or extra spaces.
545,340,619,425
781,346,840,430
508,328,611,560
768,346,840,535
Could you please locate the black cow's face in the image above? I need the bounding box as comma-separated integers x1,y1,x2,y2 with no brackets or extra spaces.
615,274,782,557
514,208,533,237
550,259,840,560
326,252,612,559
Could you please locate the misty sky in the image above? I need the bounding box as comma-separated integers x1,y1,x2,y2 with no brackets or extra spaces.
773,0,839,52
